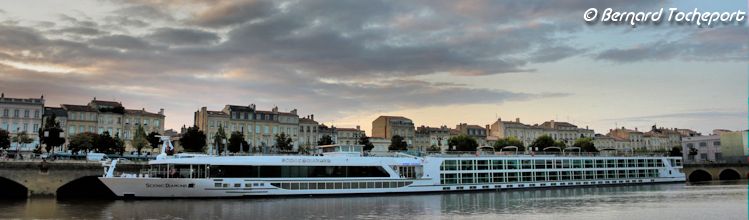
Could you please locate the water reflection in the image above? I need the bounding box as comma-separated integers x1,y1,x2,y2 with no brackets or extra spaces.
0,181,746,219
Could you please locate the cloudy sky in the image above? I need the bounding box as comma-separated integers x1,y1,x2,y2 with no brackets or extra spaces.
0,0,746,135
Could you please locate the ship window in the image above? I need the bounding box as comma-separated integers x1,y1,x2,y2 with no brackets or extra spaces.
554,160,562,169
561,171,571,180
461,173,474,184
234,183,241,188
506,160,519,169
208,165,389,178
534,160,545,169
507,172,518,182
214,183,221,187
595,160,604,168
492,173,505,183
596,170,605,179
562,160,571,169
367,182,375,188
535,172,546,181
584,160,593,168
441,173,458,184
477,173,490,183
441,160,458,171
618,170,626,179
572,160,583,169
656,160,663,167
492,160,504,170
476,160,489,170
586,171,596,180
521,160,533,169
548,171,558,181
460,160,475,170
607,160,616,168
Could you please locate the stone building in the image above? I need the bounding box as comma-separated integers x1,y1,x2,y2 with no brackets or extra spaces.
60,98,165,151
682,135,722,164
593,127,644,151
643,125,683,151
0,93,44,152
487,118,594,147
371,116,415,147
298,116,319,148
336,126,364,145
456,123,488,147
195,104,302,151
414,125,451,152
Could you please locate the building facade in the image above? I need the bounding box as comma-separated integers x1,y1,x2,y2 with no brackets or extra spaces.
414,125,451,152
0,93,44,151
336,126,364,145
456,123,488,147
488,118,594,147
298,116,319,148
371,116,415,147
681,135,722,164
61,98,165,151
195,105,301,151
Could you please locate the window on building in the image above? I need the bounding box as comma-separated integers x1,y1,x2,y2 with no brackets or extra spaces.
713,141,720,146
69,126,76,135
34,110,39,118
24,110,29,118
700,153,707,160
264,126,269,134
155,120,160,127
2,109,7,117
14,109,19,118
715,153,722,161
699,142,707,147
33,124,38,132
23,123,28,132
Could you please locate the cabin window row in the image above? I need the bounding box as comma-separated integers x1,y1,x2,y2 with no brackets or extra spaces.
270,181,412,190
440,159,665,171
148,165,390,178
439,169,660,185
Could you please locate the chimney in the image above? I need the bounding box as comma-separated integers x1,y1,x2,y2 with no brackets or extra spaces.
93,97,96,100
250,104,256,110
1,93,3,98
550,120,555,127
201,106,207,112
272,106,278,113
159,108,164,115
311,114,314,121
291,109,297,115
635,127,638,132
516,118,520,123
356,125,361,130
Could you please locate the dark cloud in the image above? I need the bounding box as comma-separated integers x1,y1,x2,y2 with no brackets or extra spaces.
89,34,154,50
606,111,747,121
596,26,748,63
146,27,219,45
190,0,275,27
112,4,175,21
53,27,105,36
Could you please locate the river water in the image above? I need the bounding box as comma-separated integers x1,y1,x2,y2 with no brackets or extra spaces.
0,181,746,220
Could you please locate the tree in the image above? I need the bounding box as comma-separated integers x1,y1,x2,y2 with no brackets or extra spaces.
113,133,125,155
573,137,598,152
450,136,475,152
275,133,294,151
96,131,117,153
11,131,34,153
40,115,65,153
358,135,374,151
180,126,206,152
69,132,96,154
447,135,478,152
529,135,556,151
0,129,9,150
493,136,525,152
318,135,334,146
147,131,161,152
214,125,227,155
669,146,682,157
389,135,408,151
132,125,149,155
228,131,249,153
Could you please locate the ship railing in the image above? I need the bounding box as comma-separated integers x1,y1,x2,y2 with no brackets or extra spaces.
422,151,673,158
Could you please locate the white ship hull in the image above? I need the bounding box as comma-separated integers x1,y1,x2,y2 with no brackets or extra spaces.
99,153,686,198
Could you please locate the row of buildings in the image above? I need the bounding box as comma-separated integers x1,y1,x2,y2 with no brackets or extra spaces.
2,93,746,164
0,93,165,152
194,105,364,151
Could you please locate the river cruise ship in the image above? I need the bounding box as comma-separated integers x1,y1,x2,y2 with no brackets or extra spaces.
99,138,685,198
